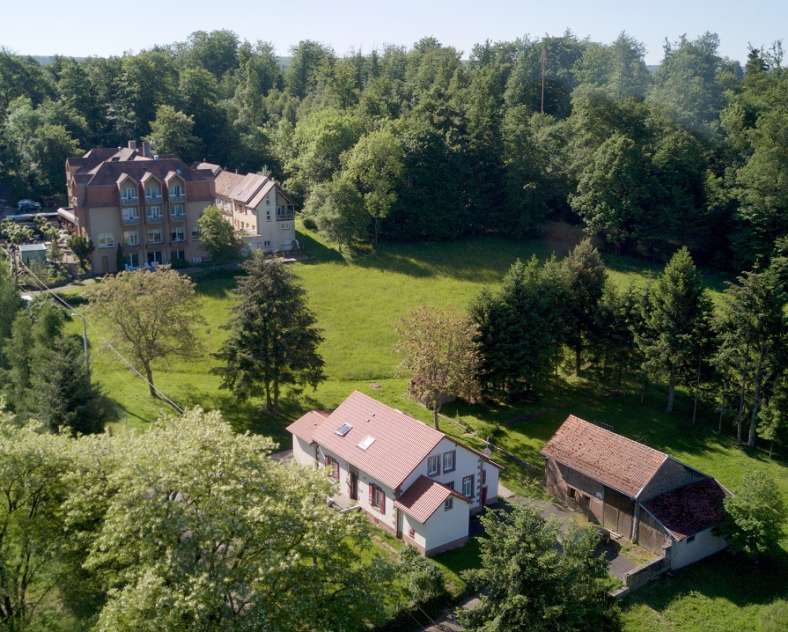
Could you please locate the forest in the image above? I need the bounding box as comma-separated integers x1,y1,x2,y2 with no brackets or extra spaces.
0,30,786,272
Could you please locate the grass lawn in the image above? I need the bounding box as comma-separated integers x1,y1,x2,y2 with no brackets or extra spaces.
62,226,787,630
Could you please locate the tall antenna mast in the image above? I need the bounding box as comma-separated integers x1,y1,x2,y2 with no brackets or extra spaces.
540,46,547,114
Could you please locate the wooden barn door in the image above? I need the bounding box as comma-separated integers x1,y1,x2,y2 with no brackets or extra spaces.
603,487,634,537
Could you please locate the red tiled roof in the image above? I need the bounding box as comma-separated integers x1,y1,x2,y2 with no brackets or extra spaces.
309,391,446,491
395,475,468,523
643,478,727,540
541,415,668,498
286,411,330,443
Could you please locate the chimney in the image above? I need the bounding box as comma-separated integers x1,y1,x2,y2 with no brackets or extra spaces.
128,140,137,150
142,141,152,158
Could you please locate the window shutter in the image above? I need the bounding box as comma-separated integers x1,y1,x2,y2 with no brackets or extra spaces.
380,490,386,514
369,482,374,505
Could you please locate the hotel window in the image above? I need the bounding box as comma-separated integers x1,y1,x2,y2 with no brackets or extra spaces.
325,456,339,481
462,475,475,499
169,182,184,197
147,206,161,220
147,250,162,264
171,203,185,217
443,450,456,473
122,207,139,222
171,227,185,242
173,249,185,261
144,183,160,199
368,483,385,513
191,227,201,239
124,253,139,268
97,232,114,249
120,185,137,201
123,231,139,247
427,455,441,476
146,229,162,244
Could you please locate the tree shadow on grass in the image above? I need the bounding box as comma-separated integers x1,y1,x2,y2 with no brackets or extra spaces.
296,231,346,265
624,551,788,612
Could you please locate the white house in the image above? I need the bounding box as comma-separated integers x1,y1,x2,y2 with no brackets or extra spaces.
287,391,501,556
199,163,297,253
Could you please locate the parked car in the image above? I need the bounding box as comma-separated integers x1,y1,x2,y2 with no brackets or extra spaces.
17,199,41,213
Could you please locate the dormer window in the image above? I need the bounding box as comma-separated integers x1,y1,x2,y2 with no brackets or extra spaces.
169,182,184,198
145,183,161,200
120,185,137,201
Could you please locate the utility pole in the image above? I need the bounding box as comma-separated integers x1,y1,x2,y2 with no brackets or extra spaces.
540,46,547,114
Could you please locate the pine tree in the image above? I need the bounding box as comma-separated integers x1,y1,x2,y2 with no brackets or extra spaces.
563,239,607,374
713,262,787,447
471,257,567,400
637,248,712,413
214,254,325,409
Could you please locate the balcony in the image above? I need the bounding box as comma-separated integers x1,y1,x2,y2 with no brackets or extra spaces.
276,211,295,221
145,213,163,224
119,195,138,206
122,214,140,225
170,207,186,220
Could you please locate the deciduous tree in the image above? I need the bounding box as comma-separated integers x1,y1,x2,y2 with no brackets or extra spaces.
197,205,241,262
86,269,203,399
396,306,481,429
721,471,786,559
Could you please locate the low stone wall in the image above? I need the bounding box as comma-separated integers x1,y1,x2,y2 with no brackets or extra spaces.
622,556,668,592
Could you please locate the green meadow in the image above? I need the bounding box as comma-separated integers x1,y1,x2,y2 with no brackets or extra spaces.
62,227,787,631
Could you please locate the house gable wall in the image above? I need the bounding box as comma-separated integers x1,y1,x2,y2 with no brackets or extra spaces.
401,437,499,511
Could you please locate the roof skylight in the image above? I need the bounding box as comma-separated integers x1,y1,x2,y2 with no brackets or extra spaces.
358,435,376,450
335,422,353,437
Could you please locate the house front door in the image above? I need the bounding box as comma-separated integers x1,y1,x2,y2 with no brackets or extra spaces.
349,470,358,500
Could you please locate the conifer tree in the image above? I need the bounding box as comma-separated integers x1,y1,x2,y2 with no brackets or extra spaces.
214,254,325,409
637,248,712,413
563,239,607,374
713,262,787,446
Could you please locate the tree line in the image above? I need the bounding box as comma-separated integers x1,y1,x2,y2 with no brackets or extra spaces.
398,239,787,451
1,31,785,270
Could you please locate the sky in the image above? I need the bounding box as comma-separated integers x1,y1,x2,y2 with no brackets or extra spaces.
1,0,785,65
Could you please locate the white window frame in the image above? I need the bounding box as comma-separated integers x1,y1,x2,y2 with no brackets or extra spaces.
97,232,115,249
123,231,139,247
171,227,185,243
120,185,137,201
171,203,185,217
443,450,456,473
462,475,475,499
122,206,139,222
427,455,441,477
146,229,162,244
147,205,162,220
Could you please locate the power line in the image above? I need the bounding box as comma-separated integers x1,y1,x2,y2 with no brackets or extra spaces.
5,248,184,414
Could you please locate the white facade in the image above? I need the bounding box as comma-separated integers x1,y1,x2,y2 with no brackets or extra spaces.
217,186,296,254
400,497,470,555
401,437,499,512
291,434,498,555
668,528,728,570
